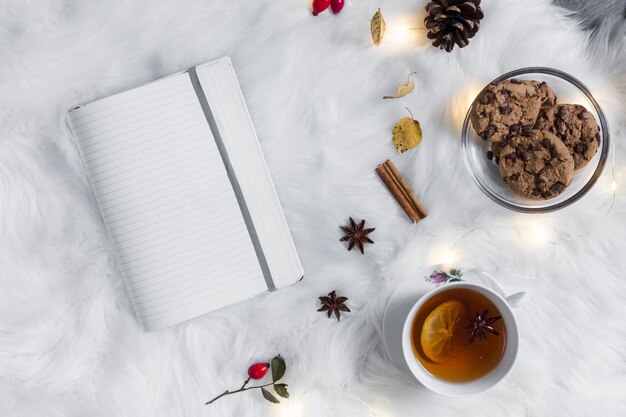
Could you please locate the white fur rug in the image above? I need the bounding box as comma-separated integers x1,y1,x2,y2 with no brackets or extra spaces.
1,0,625,416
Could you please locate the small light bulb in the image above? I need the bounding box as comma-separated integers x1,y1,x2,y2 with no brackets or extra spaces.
530,225,547,241
429,246,457,269
383,24,419,49
451,83,484,131
274,399,304,417
440,250,455,266
523,218,553,244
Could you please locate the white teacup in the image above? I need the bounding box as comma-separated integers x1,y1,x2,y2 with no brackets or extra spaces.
382,268,524,397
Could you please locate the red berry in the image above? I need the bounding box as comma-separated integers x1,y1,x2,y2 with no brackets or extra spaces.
312,0,331,16
247,362,270,380
330,0,344,14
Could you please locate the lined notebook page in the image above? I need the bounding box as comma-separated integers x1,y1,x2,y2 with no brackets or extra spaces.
68,73,266,330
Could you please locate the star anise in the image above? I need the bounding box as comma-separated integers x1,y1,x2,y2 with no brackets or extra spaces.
339,217,375,254
466,309,502,343
318,290,350,321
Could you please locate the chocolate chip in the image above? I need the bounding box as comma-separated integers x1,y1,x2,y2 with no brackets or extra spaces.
537,178,546,184
550,182,564,193
479,91,495,105
494,156,500,165
509,123,521,133
556,118,565,131
499,106,512,115
541,139,551,148
485,126,496,137
505,152,517,161
510,79,522,84
522,125,533,134
509,174,519,181
532,189,542,196
575,143,584,153
486,150,494,160
542,191,553,198
596,133,601,143
544,99,554,106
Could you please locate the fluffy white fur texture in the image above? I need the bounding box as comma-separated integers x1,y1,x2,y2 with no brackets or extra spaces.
1,0,624,416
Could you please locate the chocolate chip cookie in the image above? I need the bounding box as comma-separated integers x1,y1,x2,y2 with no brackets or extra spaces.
470,79,557,149
499,130,574,200
534,104,600,170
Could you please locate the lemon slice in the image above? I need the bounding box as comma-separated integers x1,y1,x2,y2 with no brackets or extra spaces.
420,300,468,363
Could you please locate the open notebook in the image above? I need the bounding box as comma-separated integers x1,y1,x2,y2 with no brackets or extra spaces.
67,57,303,330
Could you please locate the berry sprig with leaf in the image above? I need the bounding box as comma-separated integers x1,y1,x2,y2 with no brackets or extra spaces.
206,355,289,405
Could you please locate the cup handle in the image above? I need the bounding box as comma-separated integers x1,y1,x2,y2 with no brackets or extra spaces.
469,268,528,309
505,291,527,308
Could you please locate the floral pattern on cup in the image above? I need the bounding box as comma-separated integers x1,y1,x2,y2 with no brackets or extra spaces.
426,268,463,285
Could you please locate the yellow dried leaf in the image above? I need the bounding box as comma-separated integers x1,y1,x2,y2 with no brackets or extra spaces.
383,81,414,99
392,116,422,153
370,9,386,47
384,72,417,99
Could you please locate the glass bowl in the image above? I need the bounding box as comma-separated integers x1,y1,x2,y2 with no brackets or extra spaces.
461,67,610,213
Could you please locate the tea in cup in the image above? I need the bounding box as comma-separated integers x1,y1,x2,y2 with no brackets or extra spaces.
383,277,520,396
411,285,507,383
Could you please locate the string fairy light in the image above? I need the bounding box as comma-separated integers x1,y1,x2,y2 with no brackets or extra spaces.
450,82,485,130
272,397,307,417
521,217,555,245
428,244,458,270
352,5,427,49
274,381,530,417
273,389,378,417
382,26,424,49
307,6,618,416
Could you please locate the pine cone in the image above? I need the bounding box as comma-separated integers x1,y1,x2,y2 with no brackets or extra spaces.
424,0,484,53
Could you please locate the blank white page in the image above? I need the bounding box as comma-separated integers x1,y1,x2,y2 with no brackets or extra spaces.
68,73,266,330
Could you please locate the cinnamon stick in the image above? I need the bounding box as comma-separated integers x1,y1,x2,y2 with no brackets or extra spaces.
384,160,428,219
375,159,428,222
